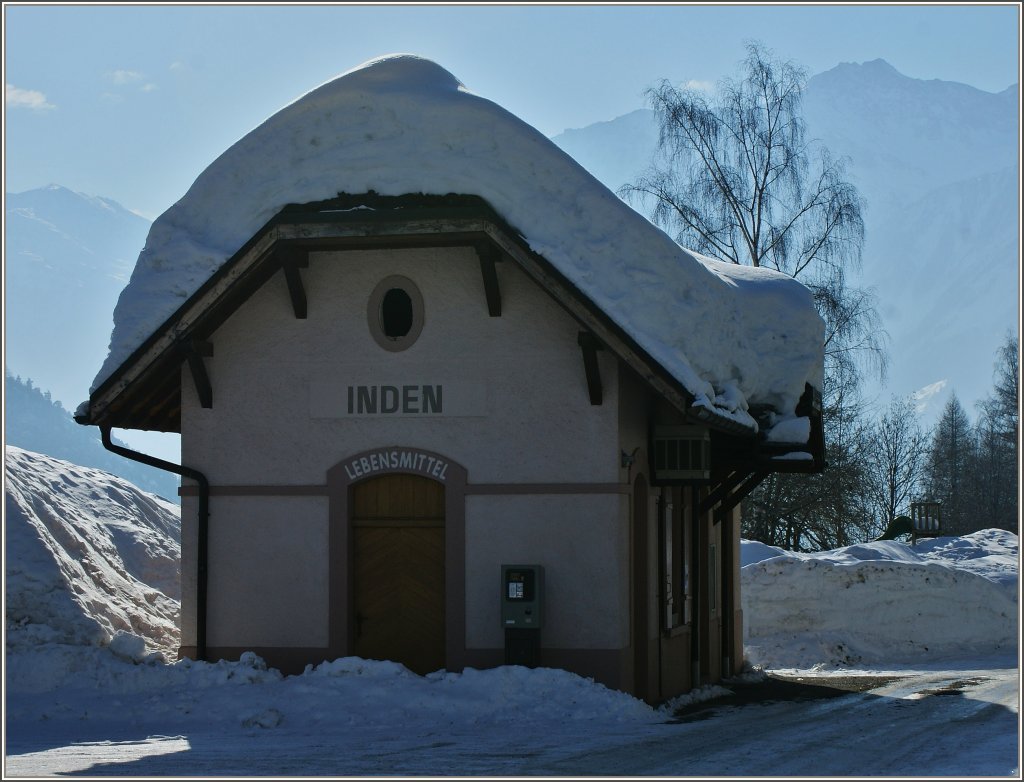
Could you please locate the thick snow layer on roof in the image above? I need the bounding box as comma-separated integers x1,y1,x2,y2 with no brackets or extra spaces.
91,54,824,427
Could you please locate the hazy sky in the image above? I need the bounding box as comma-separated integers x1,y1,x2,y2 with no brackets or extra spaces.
4,3,1020,219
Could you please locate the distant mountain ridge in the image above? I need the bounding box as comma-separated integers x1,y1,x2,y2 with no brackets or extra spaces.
551,59,1020,420
4,61,1018,432
803,59,1018,214
5,184,151,413
4,372,181,502
4,187,184,481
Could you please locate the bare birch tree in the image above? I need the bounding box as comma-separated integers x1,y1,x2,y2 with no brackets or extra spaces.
622,42,889,549
621,41,887,383
864,396,928,529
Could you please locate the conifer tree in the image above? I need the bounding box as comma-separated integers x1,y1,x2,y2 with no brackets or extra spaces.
924,394,976,535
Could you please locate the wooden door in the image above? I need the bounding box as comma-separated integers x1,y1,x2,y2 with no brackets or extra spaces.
632,474,650,702
352,474,445,675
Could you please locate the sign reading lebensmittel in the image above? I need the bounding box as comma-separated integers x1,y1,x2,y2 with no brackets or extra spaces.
341,449,451,482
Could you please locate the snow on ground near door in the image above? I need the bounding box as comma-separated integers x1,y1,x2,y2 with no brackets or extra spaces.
4,447,1019,776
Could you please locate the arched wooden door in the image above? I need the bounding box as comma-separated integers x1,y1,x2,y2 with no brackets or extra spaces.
352,473,446,675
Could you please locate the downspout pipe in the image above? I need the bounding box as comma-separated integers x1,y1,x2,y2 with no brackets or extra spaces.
100,426,209,662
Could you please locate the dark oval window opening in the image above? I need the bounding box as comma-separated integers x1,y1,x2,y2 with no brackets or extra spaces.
381,288,414,339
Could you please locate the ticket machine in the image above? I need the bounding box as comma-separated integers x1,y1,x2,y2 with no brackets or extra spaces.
501,564,544,667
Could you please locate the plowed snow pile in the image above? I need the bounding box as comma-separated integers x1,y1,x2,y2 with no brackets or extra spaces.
4,446,181,659
741,530,1018,668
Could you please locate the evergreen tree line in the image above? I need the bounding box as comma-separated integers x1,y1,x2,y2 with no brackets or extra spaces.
742,334,1019,549
3,370,181,503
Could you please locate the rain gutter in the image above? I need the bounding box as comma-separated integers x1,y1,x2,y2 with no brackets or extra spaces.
100,425,209,662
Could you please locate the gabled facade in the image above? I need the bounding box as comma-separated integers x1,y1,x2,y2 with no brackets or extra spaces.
79,193,823,703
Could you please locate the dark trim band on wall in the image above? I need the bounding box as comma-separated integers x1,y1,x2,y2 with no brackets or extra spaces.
180,482,631,497
179,485,329,496
465,483,630,495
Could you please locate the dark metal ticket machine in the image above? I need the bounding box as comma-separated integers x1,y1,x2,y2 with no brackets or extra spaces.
500,564,543,667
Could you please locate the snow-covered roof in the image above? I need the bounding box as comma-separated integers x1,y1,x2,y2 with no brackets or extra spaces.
90,54,824,431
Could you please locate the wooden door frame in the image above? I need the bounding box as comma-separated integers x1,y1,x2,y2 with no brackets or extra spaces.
327,447,468,671
632,473,650,702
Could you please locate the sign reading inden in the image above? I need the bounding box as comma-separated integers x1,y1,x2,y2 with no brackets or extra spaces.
347,384,442,415
309,376,486,418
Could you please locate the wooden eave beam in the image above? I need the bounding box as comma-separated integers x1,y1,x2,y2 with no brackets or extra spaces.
475,243,502,317
185,340,214,409
279,246,309,319
577,331,604,406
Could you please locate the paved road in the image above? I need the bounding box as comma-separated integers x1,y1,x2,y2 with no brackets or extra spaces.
535,668,1020,776
5,666,1019,776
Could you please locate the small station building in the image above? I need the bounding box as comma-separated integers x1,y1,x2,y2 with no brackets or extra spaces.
77,56,825,703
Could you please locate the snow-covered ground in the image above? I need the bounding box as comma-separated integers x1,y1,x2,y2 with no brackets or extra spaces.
4,447,1020,776
5,446,180,656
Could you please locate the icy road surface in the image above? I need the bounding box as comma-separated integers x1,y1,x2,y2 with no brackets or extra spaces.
5,659,1017,777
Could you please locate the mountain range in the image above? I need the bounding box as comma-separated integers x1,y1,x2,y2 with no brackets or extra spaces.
5,371,180,501
553,59,1020,422
3,59,1018,462
5,184,150,412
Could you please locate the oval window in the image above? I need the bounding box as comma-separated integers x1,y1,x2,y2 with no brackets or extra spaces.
380,288,413,339
368,276,424,352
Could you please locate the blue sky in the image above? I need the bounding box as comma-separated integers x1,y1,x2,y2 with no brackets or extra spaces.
4,3,1020,219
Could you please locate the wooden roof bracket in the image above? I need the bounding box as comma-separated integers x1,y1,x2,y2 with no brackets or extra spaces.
279,246,310,319
700,468,768,525
577,331,604,406
475,242,502,317
713,470,767,525
184,340,214,409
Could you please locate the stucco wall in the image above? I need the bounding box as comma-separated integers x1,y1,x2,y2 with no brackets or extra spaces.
182,246,620,484
464,494,630,649
179,494,197,649
205,497,329,648
180,245,627,654
617,364,652,478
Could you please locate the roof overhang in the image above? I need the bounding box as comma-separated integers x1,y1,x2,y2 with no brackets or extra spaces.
76,193,823,472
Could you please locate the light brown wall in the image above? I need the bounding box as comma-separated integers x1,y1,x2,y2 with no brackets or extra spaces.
179,245,628,658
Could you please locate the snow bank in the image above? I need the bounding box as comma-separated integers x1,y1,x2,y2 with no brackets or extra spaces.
5,650,660,735
91,54,824,430
4,446,181,656
741,531,1018,668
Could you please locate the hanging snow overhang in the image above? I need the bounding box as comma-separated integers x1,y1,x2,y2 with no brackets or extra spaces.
75,193,822,464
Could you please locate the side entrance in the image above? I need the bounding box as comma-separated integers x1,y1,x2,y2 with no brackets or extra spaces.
351,473,446,675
